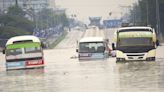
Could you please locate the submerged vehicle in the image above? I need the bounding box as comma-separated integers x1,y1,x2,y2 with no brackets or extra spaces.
112,26,158,62
3,35,44,70
77,37,110,60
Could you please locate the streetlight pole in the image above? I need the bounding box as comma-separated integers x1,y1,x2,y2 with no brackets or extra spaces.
15,0,18,6
2,0,5,12
156,0,160,37
146,0,149,25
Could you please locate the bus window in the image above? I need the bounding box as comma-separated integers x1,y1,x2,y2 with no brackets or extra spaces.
25,47,41,53
6,48,22,56
118,38,153,46
79,42,105,53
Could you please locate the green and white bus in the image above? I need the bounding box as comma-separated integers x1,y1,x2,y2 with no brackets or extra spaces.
3,35,44,70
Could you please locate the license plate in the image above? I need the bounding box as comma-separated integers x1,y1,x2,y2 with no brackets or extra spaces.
26,60,44,66
6,62,25,68
80,53,91,57
91,53,104,58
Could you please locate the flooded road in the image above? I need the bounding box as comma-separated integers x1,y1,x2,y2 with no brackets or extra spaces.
0,29,164,92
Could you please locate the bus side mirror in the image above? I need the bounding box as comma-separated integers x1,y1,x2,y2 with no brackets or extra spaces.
105,39,109,43
156,39,159,46
112,43,116,50
103,47,106,52
76,49,78,52
2,49,5,54
41,42,46,48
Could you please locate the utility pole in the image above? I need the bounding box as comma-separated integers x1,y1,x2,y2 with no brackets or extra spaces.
146,0,149,25
15,0,18,6
156,0,160,37
2,0,5,13
2,0,4,10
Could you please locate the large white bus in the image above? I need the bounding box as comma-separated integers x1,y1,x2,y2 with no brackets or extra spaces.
77,37,110,60
3,35,44,70
112,27,158,62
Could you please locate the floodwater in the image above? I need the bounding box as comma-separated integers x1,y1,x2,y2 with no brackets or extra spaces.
0,29,164,92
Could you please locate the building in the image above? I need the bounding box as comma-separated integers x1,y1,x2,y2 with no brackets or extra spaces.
89,17,103,28
0,0,49,13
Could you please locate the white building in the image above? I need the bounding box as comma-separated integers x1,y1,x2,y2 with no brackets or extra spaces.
0,0,49,13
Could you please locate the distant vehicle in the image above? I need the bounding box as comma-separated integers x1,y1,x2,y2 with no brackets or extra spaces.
87,26,99,29
112,26,158,62
77,37,110,60
3,35,44,70
72,26,81,30
121,23,129,27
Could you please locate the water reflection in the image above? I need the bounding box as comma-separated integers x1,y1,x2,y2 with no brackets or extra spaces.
116,61,163,92
157,58,164,89
0,69,45,92
6,68,44,76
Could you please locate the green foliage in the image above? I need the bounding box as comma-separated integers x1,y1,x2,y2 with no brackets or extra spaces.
0,26,31,39
0,14,35,32
0,6,68,39
8,6,25,17
129,0,164,36
0,6,34,39
37,8,69,29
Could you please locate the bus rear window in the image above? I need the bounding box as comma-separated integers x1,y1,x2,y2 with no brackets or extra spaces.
6,48,22,56
13,40,33,44
25,47,41,53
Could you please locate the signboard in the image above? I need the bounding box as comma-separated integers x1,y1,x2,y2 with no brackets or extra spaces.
103,19,122,28
6,61,25,69
26,60,44,66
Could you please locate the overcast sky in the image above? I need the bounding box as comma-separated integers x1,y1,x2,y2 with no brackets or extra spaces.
52,0,138,23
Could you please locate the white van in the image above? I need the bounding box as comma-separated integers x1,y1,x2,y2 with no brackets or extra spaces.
77,37,110,60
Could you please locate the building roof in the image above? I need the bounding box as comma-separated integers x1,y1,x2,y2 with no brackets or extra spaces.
6,35,40,46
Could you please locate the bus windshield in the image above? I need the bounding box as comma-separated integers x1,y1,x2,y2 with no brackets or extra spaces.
118,38,153,47
6,48,22,56
79,42,105,53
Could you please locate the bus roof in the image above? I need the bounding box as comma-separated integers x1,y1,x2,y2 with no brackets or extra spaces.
6,35,40,46
79,37,104,43
83,27,105,38
118,26,153,32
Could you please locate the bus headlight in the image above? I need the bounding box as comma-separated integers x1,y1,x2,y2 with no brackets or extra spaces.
147,49,156,57
116,50,125,58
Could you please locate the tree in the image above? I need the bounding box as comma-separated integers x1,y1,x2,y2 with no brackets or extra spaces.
0,6,35,39
7,6,25,17
129,0,164,40
36,8,69,29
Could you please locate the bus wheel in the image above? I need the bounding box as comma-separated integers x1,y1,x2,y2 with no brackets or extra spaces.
146,57,156,61
116,58,121,63
116,58,125,63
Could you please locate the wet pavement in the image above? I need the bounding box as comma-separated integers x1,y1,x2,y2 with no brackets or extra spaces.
0,29,164,92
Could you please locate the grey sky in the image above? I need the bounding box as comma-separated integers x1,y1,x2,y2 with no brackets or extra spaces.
53,0,138,23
